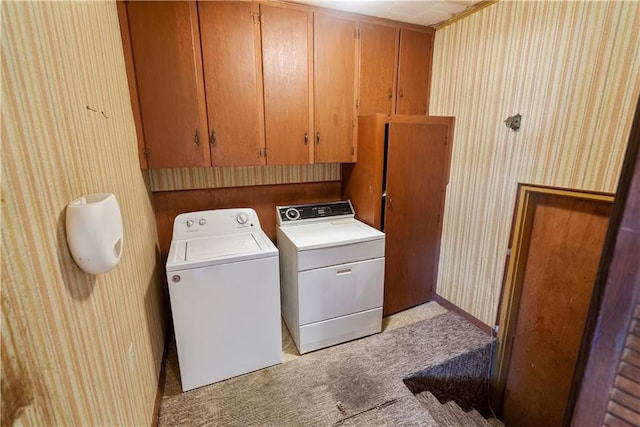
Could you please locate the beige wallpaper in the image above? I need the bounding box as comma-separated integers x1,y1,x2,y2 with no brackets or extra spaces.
431,0,640,325
149,163,340,191
2,2,165,426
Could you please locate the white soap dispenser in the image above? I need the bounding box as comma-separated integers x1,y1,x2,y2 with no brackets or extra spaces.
66,193,123,275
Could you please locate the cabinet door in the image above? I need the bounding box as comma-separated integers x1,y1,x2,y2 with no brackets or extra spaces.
199,2,265,166
260,5,312,165
127,1,210,168
358,22,398,116
396,29,433,115
383,122,449,315
314,13,357,163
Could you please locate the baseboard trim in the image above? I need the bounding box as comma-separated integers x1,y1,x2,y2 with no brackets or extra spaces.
433,294,493,335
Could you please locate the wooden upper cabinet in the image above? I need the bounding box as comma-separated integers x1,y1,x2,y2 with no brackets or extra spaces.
396,29,433,115
122,2,435,168
358,22,399,116
313,12,357,163
260,4,312,165
199,1,265,166
126,1,210,168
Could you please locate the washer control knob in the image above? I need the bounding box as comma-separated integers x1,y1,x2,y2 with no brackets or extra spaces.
185,219,194,228
285,208,300,221
198,218,206,226
236,212,249,224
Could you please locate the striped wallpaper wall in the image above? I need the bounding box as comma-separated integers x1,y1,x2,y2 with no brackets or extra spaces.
149,163,340,191
431,1,640,326
2,2,165,425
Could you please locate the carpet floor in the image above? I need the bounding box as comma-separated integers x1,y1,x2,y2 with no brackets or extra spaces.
158,309,495,426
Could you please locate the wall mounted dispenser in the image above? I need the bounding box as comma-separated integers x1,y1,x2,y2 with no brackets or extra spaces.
66,193,123,275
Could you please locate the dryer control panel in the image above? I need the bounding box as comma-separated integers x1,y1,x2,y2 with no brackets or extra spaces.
276,201,354,225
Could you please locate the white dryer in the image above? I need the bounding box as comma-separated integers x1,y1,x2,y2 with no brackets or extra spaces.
276,201,385,354
166,208,281,392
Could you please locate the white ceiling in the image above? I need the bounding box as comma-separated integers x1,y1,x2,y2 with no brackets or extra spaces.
295,0,484,27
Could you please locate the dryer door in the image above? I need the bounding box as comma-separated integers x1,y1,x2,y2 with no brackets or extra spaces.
298,257,384,325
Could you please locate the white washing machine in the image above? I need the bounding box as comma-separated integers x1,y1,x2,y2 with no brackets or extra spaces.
165,208,281,392
276,200,385,354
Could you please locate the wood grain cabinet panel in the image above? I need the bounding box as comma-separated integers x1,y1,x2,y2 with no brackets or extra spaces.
358,22,398,116
396,29,433,115
260,4,312,165
199,1,265,166
126,1,210,168
313,12,357,163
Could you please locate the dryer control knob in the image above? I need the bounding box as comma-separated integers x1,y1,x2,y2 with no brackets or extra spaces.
285,208,300,221
236,212,249,224
185,219,194,228
171,275,181,283
198,218,207,226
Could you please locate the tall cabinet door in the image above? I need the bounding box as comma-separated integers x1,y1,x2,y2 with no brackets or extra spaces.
358,22,398,116
199,1,265,166
313,12,357,163
396,29,433,115
127,1,210,168
383,122,449,315
260,4,312,165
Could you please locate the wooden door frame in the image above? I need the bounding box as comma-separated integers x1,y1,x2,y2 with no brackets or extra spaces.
491,184,614,414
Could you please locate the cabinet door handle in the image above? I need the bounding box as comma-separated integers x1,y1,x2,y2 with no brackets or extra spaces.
388,197,393,210
209,129,216,145
387,88,393,99
398,88,404,98
304,131,309,145
316,131,320,145
194,128,200,146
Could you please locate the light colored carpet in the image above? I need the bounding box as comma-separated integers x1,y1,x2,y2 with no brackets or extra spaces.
162,301,449,395
158,309,494,426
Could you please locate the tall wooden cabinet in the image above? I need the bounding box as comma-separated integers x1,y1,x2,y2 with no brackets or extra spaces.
199,2,265,166
342,114,455,315
313,12,358,163
126,1,209,168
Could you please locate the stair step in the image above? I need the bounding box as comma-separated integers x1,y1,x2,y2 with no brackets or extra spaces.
404,342,495,414
415,391,503,427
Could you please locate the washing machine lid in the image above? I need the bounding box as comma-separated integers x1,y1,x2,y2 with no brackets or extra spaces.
166,231,277,272
278,218,384,251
